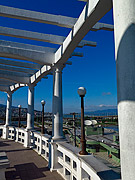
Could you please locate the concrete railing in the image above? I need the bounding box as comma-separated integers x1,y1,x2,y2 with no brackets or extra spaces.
8,126,16,140
32,131,50,161
56,142,102,180
56,143,121,180
0,125,121,180
1,125,50,162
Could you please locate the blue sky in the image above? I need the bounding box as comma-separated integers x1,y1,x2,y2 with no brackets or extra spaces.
0,0,117,113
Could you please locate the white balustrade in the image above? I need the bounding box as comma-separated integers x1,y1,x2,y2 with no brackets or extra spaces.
0,125,118,180
17,128,25,144
56,142,84,180
0,126,50,162
33,131,50,161
8,126,15,140
56,142,112,180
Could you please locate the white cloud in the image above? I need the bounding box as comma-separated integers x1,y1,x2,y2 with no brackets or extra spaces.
102,92,111,96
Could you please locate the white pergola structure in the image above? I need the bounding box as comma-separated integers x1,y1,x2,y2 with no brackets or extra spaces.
0,2,113,139
0,0,134,179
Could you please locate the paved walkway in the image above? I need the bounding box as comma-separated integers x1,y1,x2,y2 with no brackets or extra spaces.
0,138,63,180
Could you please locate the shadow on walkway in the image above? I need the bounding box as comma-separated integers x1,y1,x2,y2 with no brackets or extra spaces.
6,163,47,180
0,138,63,180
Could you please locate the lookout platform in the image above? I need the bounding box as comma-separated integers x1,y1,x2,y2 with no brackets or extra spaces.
0,138,63,180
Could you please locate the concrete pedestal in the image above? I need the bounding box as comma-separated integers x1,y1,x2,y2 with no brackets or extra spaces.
49,139,67,171
2,125,9,139
24,129,30,148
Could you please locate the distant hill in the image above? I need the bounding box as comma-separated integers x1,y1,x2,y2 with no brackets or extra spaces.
0,104,51,118
0,103,117,117
0,104,6,107
85,109,117,116
0,104,17,109
64,109,118,118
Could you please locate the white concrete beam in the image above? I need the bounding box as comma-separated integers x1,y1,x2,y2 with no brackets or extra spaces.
0,26,65,45
0,64,37,74
78,40,97,47
42,76,48,79
0,58,42,69
0,40,55,65
10,83,27,92
0,26,97,47
0,5,113,31
30,65,51,84
0,85,10,92
0,5,77,28
55,0,113,64
92,22,114,31
65,61,72,65
0,80,15,86
26,0,112,85
71,52,83,57
0,69,30,77
0,40,56,53
0,70,30,83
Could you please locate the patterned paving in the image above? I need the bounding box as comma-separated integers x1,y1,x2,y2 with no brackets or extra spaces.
0,138,63,180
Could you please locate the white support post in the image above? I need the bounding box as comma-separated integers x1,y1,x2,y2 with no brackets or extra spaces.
113,1,135,179
3,92,12,139
26,85,34,130
24,85,34,147
49,65,65,171
52,65,64,140
6,92,12,126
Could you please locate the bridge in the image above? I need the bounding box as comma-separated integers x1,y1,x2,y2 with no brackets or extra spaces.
0,0,134,179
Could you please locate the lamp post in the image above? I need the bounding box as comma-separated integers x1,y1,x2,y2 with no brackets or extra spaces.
41,100,45,134
70,112,77,147
78,87,88,155
18,105,21,128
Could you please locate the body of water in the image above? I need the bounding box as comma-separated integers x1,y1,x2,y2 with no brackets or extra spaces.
104,126,119,132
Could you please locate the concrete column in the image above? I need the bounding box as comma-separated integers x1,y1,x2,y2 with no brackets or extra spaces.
52,65,64,140
113,1,135,179
26,85,34,130
3,92,12,139
5,92,12,126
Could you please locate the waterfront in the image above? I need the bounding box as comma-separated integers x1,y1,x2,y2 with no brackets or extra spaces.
105,126,119,132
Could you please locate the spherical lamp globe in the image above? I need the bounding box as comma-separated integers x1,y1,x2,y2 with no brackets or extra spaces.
41,100,45,105
77,87,86,96
18,105,22,108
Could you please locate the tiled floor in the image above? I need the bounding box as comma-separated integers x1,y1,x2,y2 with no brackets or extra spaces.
0,138,63,180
